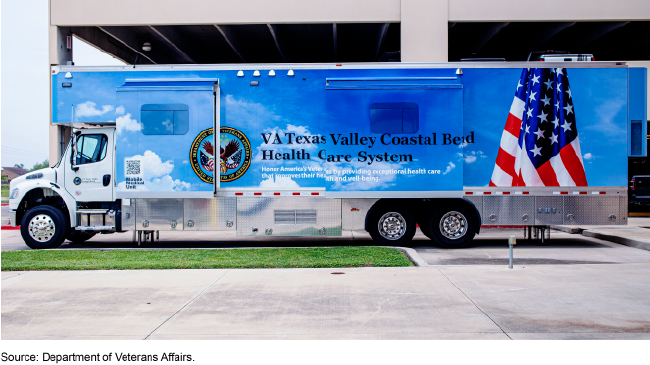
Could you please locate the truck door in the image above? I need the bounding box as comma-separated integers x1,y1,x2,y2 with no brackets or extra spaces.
64,129,115,202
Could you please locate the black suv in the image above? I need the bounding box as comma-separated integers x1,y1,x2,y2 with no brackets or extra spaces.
629,175,650,206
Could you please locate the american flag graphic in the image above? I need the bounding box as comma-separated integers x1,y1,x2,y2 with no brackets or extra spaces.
490,68,587,187
225,149,242,170
200,151,214,172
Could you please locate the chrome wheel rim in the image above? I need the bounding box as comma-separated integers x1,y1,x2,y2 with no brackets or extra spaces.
439,211,467,240
378,212,406,240
28,214,56,242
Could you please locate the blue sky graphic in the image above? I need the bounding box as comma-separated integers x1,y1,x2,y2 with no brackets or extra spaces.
53,67,630,191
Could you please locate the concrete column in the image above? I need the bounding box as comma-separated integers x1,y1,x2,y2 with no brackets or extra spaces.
49,25,72,65
49,124,71,167
49,25,73,166
400,0,448,62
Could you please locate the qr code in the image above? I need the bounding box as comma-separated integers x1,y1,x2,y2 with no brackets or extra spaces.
126,160,141,175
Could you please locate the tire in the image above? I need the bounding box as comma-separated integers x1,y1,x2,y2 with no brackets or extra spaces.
424,205,477,249
367,204,417,245
20,206,68,249
65,230,96,244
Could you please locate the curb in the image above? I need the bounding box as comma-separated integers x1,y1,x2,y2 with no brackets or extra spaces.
581,230,650,252
550,225,582,234
387,246,429,267
1,226,20,231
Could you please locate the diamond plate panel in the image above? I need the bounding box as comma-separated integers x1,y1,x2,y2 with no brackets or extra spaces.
183,198,236,231
341,198,379,230
121,199,136,230
217,197,237,230
563,196,620,225
482,196,535,225
619,196,628,225
237,197,342,236
135,199,183,231
535,196,564,225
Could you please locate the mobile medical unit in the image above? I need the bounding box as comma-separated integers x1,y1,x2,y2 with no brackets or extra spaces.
8,62,647,249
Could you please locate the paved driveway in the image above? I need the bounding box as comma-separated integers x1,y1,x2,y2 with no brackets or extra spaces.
3,228,650,340
3,264,649,340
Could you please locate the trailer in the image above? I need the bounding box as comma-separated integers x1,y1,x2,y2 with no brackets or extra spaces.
8,62,648,249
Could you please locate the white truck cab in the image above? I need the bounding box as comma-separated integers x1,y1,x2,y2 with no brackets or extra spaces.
9,126,119,249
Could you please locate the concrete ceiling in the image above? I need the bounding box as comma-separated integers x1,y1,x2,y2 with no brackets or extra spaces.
71,23,401,65
449,21,650,61
69,21,649,65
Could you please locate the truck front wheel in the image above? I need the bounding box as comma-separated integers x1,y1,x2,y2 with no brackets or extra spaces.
424,205,476,248
368,205,417,245
20,206,67,249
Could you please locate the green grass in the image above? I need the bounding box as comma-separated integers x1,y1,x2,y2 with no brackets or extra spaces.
1,247,413,271
1,184,9,198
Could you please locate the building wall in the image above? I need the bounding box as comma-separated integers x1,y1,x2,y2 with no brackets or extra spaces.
449,0,650,21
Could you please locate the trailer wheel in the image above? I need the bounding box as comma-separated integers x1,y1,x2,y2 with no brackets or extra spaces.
368,205,416,245
20,206,67,249
65,230,96,244
425,205,476,248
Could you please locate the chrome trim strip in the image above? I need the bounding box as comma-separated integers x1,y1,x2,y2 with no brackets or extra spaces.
56,61,627,73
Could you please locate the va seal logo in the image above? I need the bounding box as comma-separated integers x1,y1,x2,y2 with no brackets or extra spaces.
73,177,82,185
190,127,252,183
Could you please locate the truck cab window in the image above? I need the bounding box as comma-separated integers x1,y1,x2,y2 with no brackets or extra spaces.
75,134,108,165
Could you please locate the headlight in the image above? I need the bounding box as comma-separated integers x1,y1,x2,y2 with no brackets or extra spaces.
9,188,20,200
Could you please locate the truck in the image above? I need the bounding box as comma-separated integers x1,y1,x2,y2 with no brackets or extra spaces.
8,62,648,249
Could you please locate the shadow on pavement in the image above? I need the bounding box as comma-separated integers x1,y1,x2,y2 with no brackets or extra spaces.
49,229,611,251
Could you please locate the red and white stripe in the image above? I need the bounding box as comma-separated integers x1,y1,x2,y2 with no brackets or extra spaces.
489,96,587,187
490,96,524,186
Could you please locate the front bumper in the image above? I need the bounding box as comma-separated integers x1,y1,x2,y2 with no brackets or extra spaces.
9,210,17,227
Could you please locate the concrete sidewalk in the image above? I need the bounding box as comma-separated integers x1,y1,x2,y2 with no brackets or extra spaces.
552,217,650,252
3,264,650,340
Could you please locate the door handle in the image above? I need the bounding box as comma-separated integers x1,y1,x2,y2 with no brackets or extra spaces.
103,174,111,187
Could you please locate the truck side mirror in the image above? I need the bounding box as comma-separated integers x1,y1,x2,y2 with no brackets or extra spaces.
70,132,80,172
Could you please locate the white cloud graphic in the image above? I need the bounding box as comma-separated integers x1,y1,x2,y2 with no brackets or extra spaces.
259,175,300,188
443,161,456,175
461,150,486,164
118,151,190,192
115,113,142,135
115,106,125,115
148,175,192,191
134,150,174,180
76,101,114,119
